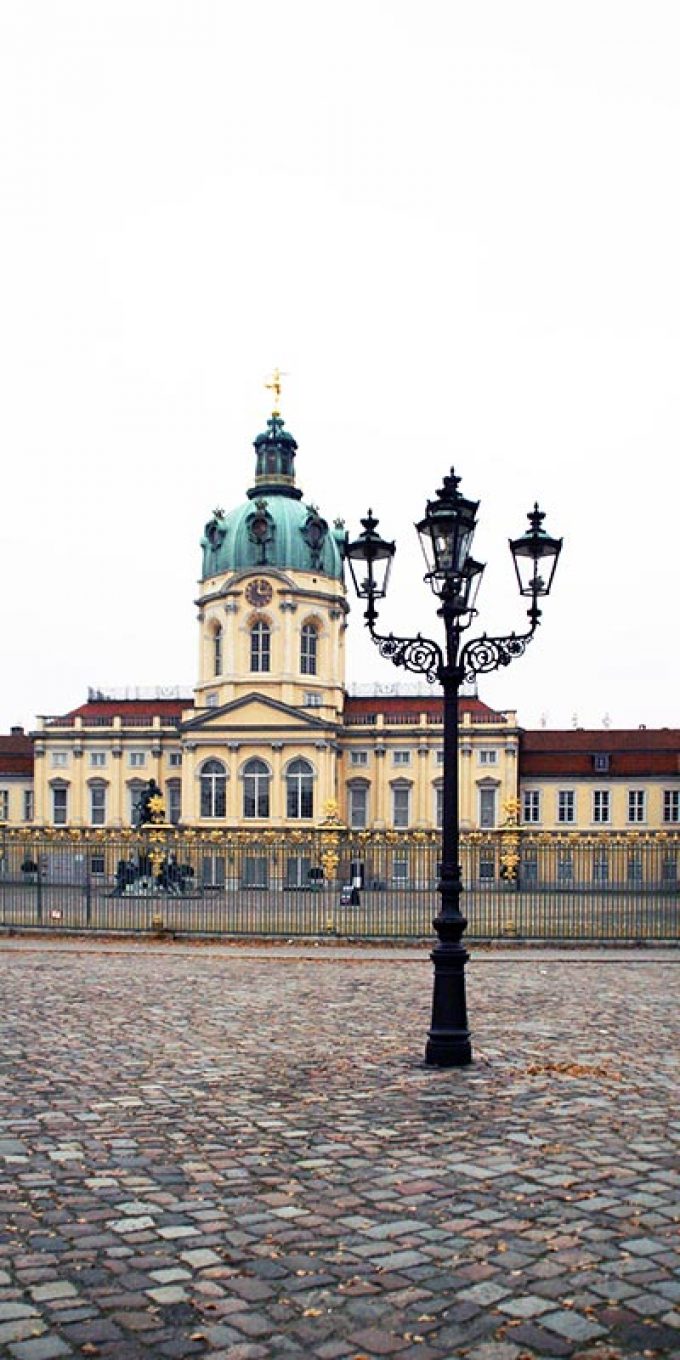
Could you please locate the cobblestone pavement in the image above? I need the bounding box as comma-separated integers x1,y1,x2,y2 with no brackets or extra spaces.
0,941,678,1360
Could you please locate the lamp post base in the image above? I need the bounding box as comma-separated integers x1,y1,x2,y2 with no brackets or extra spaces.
425,937,472,1067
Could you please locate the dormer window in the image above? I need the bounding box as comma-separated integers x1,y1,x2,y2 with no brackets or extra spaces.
593,753,610,772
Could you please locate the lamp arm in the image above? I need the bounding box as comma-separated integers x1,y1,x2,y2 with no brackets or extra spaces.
366,619,444,684
460,614,540,683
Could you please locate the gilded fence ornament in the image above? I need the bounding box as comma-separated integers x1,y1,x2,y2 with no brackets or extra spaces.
500,797,522,883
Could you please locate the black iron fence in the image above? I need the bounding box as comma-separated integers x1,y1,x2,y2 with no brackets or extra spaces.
0,828,678,941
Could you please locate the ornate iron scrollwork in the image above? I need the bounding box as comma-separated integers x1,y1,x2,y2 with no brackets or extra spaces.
461,630,534,682
371,631,443,683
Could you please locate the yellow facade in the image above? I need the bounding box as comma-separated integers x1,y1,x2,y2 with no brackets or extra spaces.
520,777,679,834
4,407,676,837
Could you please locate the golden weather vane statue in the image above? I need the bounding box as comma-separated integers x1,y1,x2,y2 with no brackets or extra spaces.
265,367,288,416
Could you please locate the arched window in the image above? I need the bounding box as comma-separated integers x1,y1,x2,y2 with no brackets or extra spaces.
243,758,270,819
250,621,271,673
212,624,223,677
286,758,314,820
200,759,227,818
300,623,318,675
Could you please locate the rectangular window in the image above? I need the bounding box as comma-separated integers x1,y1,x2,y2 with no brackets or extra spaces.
479,787,497,829
300,628,317,675
0,790,9,820
522,790,541,824
23,790,34,822
479,854,495,881
52,787,68,825
521,852,538,885
557,790,575,823
168,752,182,767
593,790,610,824
206,692,219,708
167,783,181,825
436,750,444,765
128,751,146,768
350,751,369,766
349,786,368,829
90,786,106,826
662,853,678,886
663,790,680,823
435,785,443,829
392,787,410,828
303,691,323,707
393,750,411,766
89,752,107,767
51,752,68,767
242,857,268,888
479,750,498,766
90,855,106,877
251,626,270,673
392,856,408,884
628,790,646,823
593,851,609,884
627,854,643,884
557,852,573,884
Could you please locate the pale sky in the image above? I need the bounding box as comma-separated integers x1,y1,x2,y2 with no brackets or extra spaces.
1,1,678,734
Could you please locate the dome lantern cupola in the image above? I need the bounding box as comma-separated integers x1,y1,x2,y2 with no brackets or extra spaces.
200,377,347,583
249,414,302,501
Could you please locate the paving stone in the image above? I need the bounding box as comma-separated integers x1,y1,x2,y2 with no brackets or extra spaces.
0,941,678,1360
541,1309,608,1342
497,1293,554,1317
29,1283,79,1302
8,1338,73,1359
0,1304,42,1322
0,1319,47,1345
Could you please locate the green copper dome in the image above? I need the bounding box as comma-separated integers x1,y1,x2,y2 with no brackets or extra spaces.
201,414,346,582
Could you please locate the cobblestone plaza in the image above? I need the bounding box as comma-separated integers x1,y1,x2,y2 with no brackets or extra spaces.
1,940,678,1359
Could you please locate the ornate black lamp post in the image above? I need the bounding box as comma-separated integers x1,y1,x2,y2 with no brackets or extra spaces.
346,473,562,1067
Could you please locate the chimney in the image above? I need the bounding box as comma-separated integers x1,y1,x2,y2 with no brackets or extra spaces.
10,725,24,736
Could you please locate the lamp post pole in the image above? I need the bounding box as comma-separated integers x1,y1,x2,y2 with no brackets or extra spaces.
427,581,471,1065
346,475,562,1068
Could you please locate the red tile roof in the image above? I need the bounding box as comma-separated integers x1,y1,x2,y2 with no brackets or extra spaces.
344,695,506,721
51,700,193,722
520,729,680,777
0,732,34,777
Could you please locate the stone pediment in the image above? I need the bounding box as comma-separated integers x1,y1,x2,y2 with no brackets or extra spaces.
182,692,339,735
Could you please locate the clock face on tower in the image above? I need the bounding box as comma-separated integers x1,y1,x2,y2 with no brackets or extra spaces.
245,578,273,608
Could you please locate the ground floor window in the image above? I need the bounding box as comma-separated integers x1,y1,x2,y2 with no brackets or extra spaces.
243,857,268,888
593,851,609,884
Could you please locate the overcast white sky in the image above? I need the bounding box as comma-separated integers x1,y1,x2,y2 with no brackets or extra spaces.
1,1,678,734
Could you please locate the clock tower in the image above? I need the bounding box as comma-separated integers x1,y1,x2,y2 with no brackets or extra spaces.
181,397,349,826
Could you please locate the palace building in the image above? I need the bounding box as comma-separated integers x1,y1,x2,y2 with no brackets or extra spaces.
1,400,679,836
